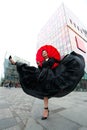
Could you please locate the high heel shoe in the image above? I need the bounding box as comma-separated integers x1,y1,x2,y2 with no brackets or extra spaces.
9,56,16,65
41,107,49,120
9,55,12,60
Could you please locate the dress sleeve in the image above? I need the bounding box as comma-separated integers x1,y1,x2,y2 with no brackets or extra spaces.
53,58,60,63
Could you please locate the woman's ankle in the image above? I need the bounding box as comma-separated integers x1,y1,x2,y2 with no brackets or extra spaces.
9,56,16,65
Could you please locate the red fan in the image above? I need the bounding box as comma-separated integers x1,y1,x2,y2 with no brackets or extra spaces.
36,44,61,68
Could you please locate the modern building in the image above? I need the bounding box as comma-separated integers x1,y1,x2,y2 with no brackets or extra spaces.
3,55,30,87
37,3,87,90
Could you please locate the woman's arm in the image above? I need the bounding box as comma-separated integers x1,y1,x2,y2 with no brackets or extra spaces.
42,58,60,68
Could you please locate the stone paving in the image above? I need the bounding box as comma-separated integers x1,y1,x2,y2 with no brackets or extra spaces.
0,87,87,130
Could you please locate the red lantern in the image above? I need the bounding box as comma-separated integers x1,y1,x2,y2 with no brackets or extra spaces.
36,44,61,68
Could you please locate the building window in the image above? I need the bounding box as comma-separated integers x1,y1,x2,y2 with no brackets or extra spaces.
77,26,79,30
75,36,86,53
70,19,72,24
74,23,76,27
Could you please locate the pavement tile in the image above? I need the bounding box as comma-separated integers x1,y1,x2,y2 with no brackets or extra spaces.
25,118,43,130
3,125,21,130
36,113,80,130
0,108,13,120
0,117,17,130
59,105,87,127
0,103,10,109
78,127,87,130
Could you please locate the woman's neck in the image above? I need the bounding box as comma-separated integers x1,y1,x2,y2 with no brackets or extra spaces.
44,57,49,61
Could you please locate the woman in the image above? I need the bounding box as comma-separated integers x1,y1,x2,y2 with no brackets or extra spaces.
38,50,60,120
9,49,85,120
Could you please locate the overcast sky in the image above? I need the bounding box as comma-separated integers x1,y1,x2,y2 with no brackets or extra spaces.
0,0,87,78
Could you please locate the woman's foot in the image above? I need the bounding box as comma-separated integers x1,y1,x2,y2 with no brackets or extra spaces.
41,107,49,120
9,56,16,65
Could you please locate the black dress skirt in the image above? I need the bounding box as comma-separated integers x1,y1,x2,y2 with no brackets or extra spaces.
16,51,85,99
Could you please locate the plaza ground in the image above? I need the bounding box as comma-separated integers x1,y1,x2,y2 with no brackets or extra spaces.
0,87,87,130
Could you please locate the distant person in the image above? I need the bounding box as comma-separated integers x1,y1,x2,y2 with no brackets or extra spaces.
9,81,13,88
9,45,85,120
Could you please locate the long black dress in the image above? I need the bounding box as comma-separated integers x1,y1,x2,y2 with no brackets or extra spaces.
16,51,85,99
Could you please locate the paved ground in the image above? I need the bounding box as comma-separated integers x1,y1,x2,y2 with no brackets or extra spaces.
0,87,87,130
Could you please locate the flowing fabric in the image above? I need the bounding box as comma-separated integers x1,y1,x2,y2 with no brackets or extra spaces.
16,51,85,99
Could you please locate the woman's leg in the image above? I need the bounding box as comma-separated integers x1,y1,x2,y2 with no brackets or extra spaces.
42,97,49,120
9,56,16,65
44,97,48,108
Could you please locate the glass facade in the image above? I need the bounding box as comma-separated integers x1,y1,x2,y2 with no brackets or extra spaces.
37,4,72,57
65,4,87,72
37,4,87,91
